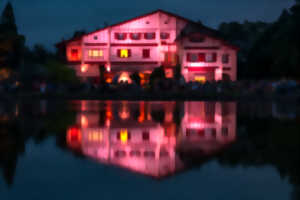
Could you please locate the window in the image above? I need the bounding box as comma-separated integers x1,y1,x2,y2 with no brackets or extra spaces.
115,150,126,158
187,53,199,62
144,151,155,158
88,49,103,58
117,49,131,58
189,35,205,43
71,49,79,59
195,76,206,83
94,35,98,40
222,127,229,137
160,32,170,40
142,49,150,58
115,33,127,40
130,33,141,40
144,32,156,40
117,131,131,140
142,131,150,141
206,53,217,62
222,54,230,64
130,150,141,157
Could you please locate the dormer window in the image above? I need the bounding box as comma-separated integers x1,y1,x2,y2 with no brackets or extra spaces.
160,32,170,40
115,33,127,40
144,32,156,40
130,33,141,40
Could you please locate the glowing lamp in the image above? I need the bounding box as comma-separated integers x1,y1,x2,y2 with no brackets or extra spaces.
188,122,204,129
81,64,88,73
67,126,82,149
189,62,206,67
106,64,111,72
81,115,89,127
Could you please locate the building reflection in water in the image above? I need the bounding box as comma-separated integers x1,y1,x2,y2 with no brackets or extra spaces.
66,101,236,178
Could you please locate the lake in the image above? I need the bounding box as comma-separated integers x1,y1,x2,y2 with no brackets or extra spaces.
0,100,299,200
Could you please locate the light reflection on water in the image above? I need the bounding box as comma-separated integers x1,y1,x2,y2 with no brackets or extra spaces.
0,100,299,200
66,101,236,178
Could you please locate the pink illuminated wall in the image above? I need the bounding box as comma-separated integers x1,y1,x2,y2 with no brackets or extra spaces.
63,10,238,82
66,101,236,178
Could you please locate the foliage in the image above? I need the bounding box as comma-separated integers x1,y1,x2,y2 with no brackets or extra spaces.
219,0,300,80
130,72,141,85
149,66,166,86
44,60,78,83
0,2,25,73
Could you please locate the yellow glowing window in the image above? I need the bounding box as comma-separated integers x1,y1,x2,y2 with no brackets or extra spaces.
88,50,103,58
120,49,129,58
120,129,128,143
88,131,103,142
195,76,206,83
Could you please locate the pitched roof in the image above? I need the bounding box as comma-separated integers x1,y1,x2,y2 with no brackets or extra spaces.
56,9,238,50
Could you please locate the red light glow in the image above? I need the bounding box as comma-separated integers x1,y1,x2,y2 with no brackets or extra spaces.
67,126,82,149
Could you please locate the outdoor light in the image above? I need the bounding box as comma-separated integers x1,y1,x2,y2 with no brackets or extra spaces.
81,64,88,73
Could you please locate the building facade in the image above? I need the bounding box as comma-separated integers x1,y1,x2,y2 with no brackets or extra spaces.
57,10,238,83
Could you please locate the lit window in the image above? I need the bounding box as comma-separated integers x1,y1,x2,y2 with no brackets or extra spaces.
160,32,170,40
118,49,131,58
130,33,141,40
115,33,127,40
222,54,230,64
206,53,217,62
144,32,156,40
142,49,150,58
195,76,206,83
70,49,79,60
117,129,131,143
88,49,103,58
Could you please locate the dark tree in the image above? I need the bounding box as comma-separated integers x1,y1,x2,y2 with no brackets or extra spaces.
0,2,17,34
130,72,141,85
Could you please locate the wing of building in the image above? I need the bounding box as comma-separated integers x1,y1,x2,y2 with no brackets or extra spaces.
56,9,239,83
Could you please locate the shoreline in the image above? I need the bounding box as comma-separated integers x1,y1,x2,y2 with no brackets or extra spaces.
2,92,300,103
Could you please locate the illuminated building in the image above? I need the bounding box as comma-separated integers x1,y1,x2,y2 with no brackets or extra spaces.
66,101,236,178
57,10,238,83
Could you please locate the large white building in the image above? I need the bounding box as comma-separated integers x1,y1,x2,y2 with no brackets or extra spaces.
57,10,238,83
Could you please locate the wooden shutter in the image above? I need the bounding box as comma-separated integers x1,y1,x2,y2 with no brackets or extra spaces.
199,53,205,62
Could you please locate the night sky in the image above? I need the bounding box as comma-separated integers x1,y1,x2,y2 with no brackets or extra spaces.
0,0,295,50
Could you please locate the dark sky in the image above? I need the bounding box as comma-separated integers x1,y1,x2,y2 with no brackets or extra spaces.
0,0,295,50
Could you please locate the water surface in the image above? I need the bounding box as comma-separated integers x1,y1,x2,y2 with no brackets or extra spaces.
0,100,299,200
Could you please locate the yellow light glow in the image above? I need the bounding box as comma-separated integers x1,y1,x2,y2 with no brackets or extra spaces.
88,131,103,142
88,50,103,58
195,76,206,83
120,49,128,58
120,129,128,143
